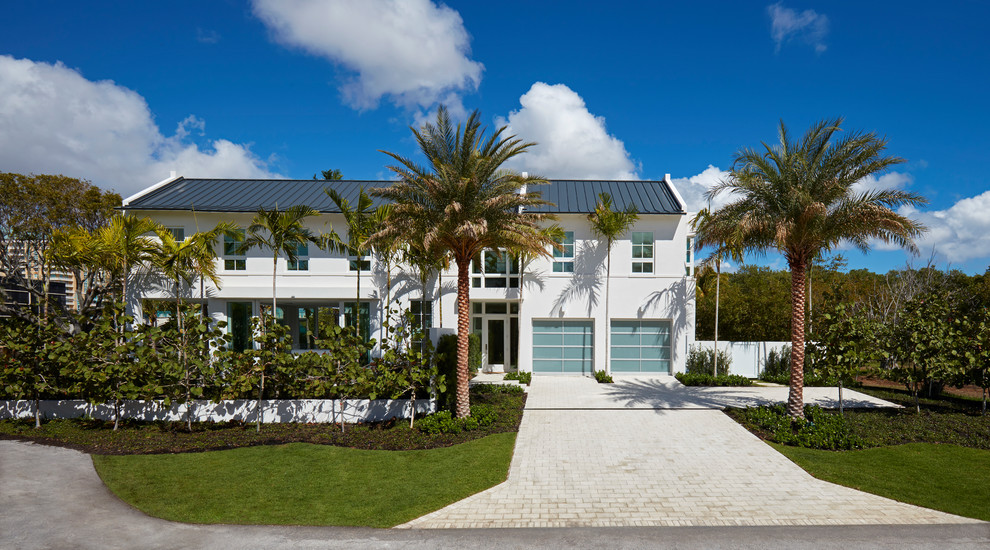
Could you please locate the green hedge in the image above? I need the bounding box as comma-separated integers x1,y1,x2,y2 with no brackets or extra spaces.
435,333,481,412
675,372,752,386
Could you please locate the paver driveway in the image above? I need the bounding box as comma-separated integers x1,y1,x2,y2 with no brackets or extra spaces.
401,375,980,529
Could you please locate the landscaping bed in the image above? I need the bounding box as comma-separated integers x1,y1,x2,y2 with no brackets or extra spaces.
0,384,525,455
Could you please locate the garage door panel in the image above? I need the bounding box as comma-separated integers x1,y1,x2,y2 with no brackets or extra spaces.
532,319,593,374
610,320,672,373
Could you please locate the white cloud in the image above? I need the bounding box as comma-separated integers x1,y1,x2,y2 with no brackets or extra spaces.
672,165,732,212
0,55,278,196
767,3,829,54
851,171,913,195
898,191,990,264
496,82,638,180
251,0,483,110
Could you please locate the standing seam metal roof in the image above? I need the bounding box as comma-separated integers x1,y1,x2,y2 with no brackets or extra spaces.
125,178,685,214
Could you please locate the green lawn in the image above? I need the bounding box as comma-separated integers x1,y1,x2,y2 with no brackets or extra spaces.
773,442,990,521
93,432,515,527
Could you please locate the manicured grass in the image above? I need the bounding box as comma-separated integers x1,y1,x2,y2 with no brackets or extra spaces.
772,442,990,522
93,433,516,527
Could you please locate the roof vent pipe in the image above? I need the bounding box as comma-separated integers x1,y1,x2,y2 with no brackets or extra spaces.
170,170,177,179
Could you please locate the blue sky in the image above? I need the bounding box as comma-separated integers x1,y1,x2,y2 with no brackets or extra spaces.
1,1,988,274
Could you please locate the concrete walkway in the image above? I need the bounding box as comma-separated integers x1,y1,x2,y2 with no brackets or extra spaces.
400,376,980,529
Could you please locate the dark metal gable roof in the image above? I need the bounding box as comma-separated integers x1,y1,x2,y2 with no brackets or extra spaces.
525,180,684,214
125,178,392,213
125,178,685,215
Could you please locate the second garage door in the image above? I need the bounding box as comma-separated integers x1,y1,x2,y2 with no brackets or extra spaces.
532,320,593,374
610,320,672,373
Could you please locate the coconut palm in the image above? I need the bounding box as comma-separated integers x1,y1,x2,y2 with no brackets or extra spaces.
323,187,391,342
587,193,639,376
377,106,557,418
693,118,927,420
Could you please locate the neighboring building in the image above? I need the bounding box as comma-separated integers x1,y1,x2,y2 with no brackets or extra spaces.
123,175,696,374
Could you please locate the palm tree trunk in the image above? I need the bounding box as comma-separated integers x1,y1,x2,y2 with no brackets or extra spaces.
454,256,471,418
604,247,612,376
714,260,721,377
786,259,807,421
356,256,361,346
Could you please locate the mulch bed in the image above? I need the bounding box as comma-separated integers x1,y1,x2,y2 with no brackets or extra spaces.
0,389,525,455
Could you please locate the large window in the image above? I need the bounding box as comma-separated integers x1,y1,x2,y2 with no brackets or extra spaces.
552,231,574,273
631,231,653,273
227,301,253,351
166,227,185,241
287,243,309,271
349,256,371,271
472,250,520,288
224,230,246,271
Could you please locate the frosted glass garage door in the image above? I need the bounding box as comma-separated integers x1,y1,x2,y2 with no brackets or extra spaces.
610,320,671,373
532,320,593,374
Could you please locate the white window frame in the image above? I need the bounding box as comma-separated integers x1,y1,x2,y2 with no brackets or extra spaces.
287,242,309,271
223,230,246,271
552,231,575,273
631,231,654,274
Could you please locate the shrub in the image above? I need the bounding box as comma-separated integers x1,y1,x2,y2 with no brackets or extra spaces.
503,371,532,385
471,383,524,395
760,345,791,382
736,403,864,450
417,402,499,434
594,370,614,383
759,345,835,386
675,372,752,386
435,333,484,412
685,345,732,376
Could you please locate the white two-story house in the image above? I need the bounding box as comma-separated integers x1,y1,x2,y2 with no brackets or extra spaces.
123,175,696,375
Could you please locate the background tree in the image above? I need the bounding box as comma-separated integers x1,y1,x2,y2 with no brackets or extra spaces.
587,192,638,376
313,169,343,181
693,118,927,420
377,106,557,418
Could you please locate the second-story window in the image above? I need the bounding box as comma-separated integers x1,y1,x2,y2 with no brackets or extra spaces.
166,227,185,241
287,243,309,271
472,250,520,288
552,231,574,273
349,255,371,271
631,231,654,273
224,230,246,271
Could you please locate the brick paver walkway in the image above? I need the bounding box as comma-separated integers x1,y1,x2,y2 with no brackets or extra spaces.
400,376,980,529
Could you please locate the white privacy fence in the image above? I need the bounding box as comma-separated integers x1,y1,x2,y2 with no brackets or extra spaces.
0,398,434,424
693,341,790,378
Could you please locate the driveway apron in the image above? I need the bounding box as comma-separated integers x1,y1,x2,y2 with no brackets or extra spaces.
400,376,980,528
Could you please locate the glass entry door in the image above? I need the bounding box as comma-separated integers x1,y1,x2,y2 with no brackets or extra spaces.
485,318,507,371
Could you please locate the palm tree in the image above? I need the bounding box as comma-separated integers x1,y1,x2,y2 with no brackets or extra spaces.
693,209,745,376
693,118,927,420
239,205,321,319
153,223,235,430
238,205,321,432
587,193,639,376
377,106,557,418
95,214,160,320
323,187,391,343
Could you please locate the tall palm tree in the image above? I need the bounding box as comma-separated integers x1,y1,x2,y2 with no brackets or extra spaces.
95,214,160,317
153,223,235,430
587,193,639,376
377,106,557,418
239,205,321,319
324,187,392,342
693,118,927,420
238,205,321,432
693,209,745,376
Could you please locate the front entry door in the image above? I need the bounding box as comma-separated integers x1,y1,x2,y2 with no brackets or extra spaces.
485,317,507,371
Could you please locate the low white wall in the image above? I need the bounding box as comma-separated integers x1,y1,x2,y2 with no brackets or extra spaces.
0,398,435,424
694,341,790,378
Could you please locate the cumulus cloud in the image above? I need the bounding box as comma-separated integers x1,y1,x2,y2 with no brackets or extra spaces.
672,165,732,212
767,3,829,53
897,191,990,264
851,171,914,195
251,0,482,110
0,55,278,196
495,82,638,180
